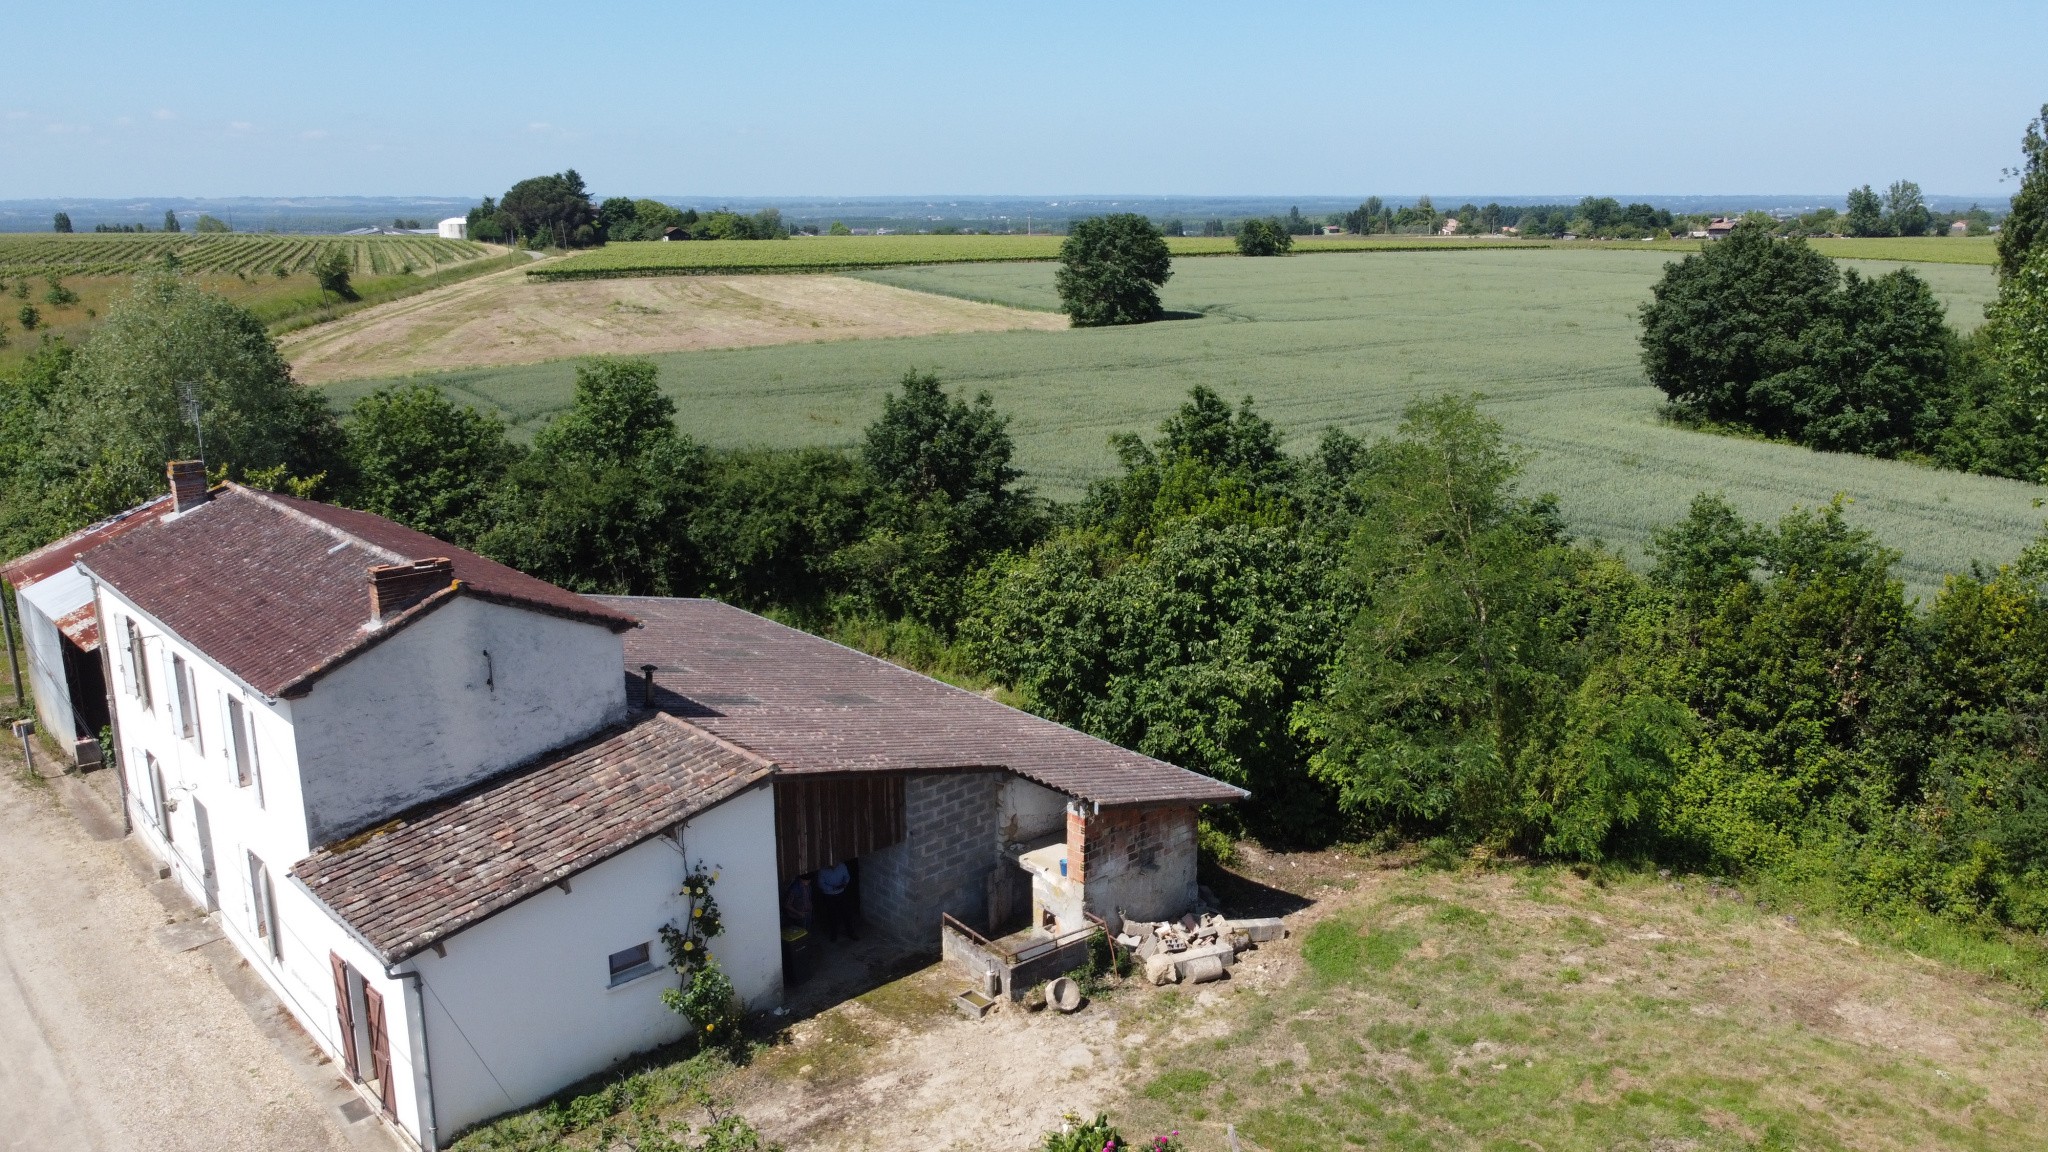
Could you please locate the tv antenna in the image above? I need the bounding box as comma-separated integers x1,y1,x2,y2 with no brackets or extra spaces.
178,381,205,461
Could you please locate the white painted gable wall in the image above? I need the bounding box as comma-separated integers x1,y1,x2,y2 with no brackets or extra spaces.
290,597,628,845
405,784,782,1138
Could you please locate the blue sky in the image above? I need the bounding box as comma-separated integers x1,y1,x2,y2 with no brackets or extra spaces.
4,0,2043,199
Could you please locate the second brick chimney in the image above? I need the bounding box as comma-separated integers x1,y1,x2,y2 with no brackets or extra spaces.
368,558,455,623
167,459,209,513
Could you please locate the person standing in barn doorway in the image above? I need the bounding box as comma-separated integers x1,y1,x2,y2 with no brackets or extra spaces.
816,860,857,941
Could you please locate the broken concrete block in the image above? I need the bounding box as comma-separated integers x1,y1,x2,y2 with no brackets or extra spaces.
1116,933,1142,949
1171,941,1237,980
1136,935,1161,961
1182,954,1227,985
1144,953,1180,986
1229,917,1287,943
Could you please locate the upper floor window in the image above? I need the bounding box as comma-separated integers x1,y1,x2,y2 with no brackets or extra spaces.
125,620,152,711
226,696,262,805
172,654,201,749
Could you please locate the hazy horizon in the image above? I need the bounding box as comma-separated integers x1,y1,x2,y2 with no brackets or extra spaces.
6,0,2043,200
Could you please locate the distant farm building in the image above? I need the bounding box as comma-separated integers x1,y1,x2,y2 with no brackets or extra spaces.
1950,219,1970,235
1439,218,1461,235
1705,217,1737,239
438,218,467,240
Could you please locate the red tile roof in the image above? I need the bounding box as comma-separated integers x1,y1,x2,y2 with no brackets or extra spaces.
596,596,1248,809
294,713,771,965
2,495,174,591
77,485,637,698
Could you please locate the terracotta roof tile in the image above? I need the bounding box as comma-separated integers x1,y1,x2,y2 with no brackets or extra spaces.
77,485,636,698
2,495,174,590
292,713,771,965
597,597,1248,809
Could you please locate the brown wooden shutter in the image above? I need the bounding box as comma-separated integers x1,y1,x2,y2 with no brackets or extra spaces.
330,954,359,1080
363,985,394,1117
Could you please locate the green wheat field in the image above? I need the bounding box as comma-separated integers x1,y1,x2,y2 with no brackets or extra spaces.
327,248,2038,599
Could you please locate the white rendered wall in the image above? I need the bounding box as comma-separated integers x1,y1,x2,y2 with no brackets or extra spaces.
408,785,781,1139
94,585,435,1143
998,774,1068,845
289,598,626,845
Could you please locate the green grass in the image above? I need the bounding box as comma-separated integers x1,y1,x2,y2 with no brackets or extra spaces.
528,233,1551,279
0,232,492,278
1116,867,2048,1152
1578,234,1998,265
327,248,2036,600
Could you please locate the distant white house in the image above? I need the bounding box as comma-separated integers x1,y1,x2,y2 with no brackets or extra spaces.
1439,217,1461,235
438,218,467,240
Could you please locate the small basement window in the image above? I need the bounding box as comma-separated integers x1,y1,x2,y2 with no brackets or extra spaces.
607,942,656,986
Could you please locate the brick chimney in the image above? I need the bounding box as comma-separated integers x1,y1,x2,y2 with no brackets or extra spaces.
368,558,454,623
167,460,209,513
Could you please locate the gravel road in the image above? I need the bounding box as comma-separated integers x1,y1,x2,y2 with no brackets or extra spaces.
0,761,370,1152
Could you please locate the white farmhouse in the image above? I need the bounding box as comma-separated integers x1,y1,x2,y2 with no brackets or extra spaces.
56,461,1242,1149
437,217,468,240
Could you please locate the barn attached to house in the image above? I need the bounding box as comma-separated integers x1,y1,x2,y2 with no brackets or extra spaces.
1,495,172,762
32,462,1243,1150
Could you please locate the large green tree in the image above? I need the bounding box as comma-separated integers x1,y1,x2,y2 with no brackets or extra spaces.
34,273,342,528
1639,224,1840,432
341,385,522,545
1639,224,1953,454
1845,185,1887,237
480,358,701,594
836,370,1042,627
1885,180,1931,237
499,170,598,247
1235,218,1292,256
1054,213,1172,326
1997,103,2048,280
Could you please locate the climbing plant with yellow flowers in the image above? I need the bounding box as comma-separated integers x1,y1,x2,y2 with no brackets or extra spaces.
659,863,740,1045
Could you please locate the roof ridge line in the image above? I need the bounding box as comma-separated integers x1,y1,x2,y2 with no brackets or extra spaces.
652,711,781,772
226,483,408,565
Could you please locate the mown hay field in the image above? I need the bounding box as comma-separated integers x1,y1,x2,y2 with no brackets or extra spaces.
328,249,2034,598
529,234,1552,279
0,232,492,278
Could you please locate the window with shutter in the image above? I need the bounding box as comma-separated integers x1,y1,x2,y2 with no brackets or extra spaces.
126,621,152,710
229,697,252,787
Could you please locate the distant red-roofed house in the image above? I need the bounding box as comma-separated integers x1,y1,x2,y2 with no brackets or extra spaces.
19,460,1245,1147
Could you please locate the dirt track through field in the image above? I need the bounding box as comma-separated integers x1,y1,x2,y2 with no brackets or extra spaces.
281,263,1066,384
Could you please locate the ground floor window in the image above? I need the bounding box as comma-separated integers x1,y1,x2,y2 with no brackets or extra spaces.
607,941,656,986
247,852,280,961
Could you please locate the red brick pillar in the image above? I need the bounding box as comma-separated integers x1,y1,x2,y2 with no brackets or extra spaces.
1065,804,1087,884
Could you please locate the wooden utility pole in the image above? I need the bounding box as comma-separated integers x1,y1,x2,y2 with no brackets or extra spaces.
1,580,21,707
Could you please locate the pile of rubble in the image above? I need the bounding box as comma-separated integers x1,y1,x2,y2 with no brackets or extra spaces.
1116,909,1285,987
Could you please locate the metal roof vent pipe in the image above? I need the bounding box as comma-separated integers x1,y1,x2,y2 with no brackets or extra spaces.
368,557,455,624
167,459,209,513
640,664,658,710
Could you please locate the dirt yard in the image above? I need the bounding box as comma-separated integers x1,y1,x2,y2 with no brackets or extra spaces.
704,846,2048,1152
279,264,1067,384
447,843,2048,1151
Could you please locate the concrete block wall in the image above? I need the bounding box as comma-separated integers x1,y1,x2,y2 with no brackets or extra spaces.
862,771,1001,944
